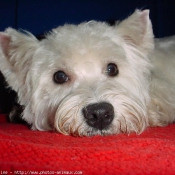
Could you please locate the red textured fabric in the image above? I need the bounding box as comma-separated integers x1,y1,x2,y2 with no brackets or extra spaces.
0,114,175,175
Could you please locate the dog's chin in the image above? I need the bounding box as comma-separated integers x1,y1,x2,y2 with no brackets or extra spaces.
79,129,113,137
84,127,118,137
54,123,117,137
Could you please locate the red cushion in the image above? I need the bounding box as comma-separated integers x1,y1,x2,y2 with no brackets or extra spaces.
0,114,175,174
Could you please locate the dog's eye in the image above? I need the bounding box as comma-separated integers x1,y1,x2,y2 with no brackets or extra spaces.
53,71,69,84
107,63,118,76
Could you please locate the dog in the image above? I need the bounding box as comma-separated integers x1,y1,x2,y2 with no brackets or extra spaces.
0,9,175,136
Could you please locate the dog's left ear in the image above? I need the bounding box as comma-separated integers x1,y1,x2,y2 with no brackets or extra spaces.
0,28,39,101
117,9,154,52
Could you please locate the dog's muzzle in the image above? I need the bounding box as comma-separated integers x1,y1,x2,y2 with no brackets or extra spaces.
82,102,114,130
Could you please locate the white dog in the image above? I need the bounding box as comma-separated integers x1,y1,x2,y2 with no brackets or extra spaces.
0,9,175,136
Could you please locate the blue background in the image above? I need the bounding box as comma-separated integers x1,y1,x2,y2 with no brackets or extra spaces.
0,0,175,38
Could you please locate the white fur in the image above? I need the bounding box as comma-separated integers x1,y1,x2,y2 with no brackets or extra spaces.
0,9,175,136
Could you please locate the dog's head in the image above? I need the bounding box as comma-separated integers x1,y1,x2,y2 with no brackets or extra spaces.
0,10,154,136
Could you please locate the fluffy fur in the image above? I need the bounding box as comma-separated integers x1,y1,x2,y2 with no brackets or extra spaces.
0,9,175,136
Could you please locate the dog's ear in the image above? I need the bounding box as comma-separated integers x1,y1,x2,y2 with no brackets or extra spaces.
0,28,39,101
117,9,154,52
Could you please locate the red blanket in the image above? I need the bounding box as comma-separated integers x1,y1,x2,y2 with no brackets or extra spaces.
0,113,175,175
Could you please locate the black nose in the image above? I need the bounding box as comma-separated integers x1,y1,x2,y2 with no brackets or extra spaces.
82,102,114,130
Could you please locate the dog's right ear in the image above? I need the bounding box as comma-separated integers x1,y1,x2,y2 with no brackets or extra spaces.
117,9,154,53
0,28,39,101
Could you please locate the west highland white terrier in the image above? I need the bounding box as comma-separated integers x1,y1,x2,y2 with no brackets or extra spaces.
0,9,175,136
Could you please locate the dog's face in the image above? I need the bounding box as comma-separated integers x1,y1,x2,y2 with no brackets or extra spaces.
0,10,154,136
